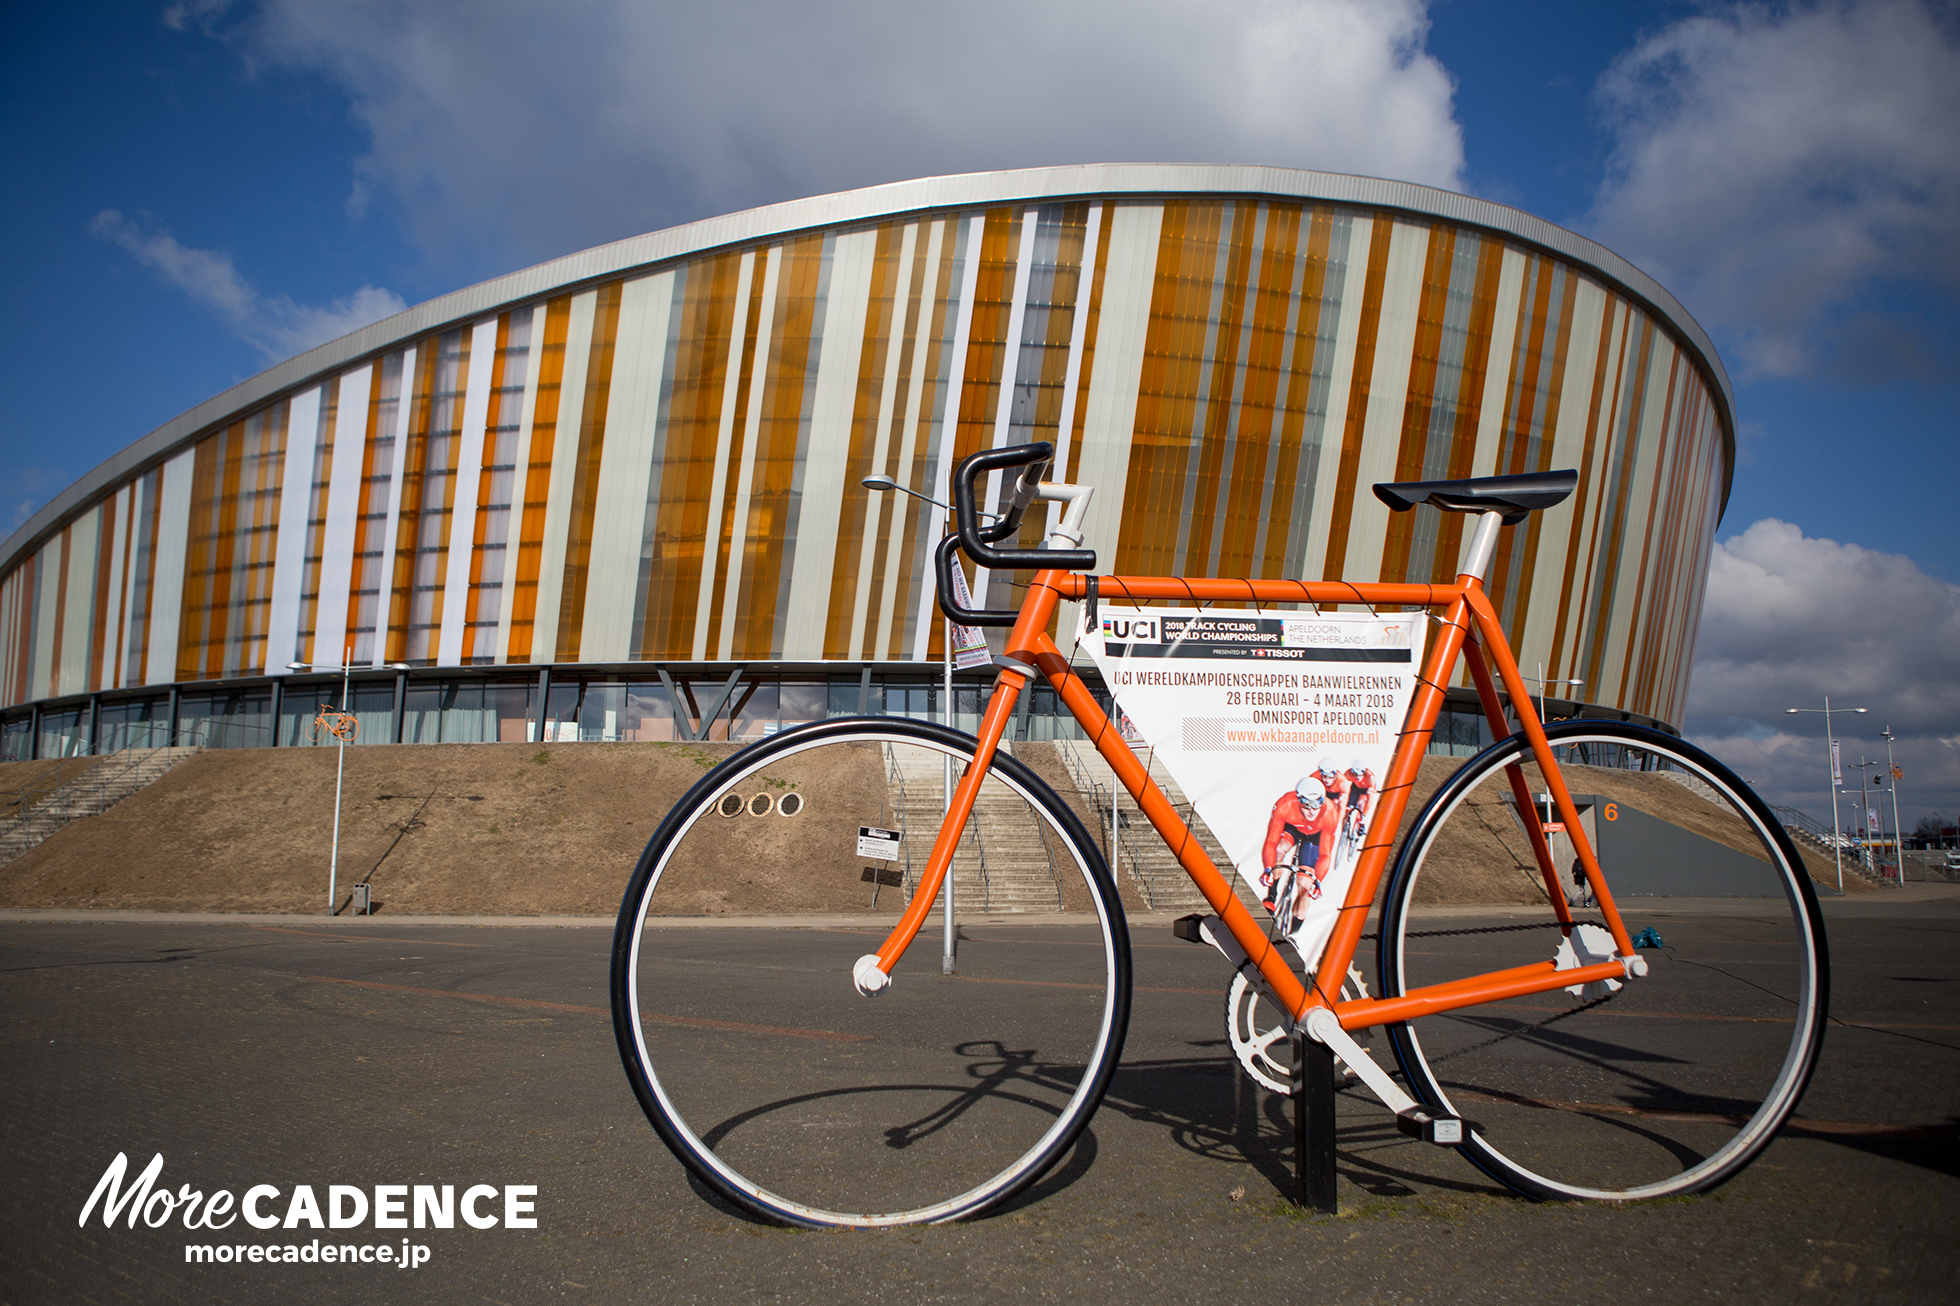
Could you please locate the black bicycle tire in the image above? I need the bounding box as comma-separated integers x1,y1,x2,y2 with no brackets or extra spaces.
609,716,1133,1228
1377,719,1829,1201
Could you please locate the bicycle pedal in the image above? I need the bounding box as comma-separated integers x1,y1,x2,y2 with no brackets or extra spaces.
1396,1107,1467,1146
1172,913,1206,943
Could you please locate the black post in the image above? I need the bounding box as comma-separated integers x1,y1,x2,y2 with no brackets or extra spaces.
1291,1028,1338,1213
166,685,181,748
391,670,407,743
533,666,551,743
267,677,283,748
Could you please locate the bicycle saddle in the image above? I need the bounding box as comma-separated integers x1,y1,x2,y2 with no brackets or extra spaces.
1373,469,1578,525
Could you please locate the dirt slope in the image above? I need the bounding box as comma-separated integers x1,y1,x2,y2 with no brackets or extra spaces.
0,743,740,915
0,742,1857,915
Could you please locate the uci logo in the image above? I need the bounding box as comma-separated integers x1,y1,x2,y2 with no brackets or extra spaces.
1102,616,1159,644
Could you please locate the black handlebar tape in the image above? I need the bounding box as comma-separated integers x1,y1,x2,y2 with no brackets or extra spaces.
952,442,1096,572
935,534,1020,627
972,455,1042,545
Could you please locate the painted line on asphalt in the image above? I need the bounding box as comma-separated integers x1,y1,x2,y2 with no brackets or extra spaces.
304,975,870,1041
256,925,484,947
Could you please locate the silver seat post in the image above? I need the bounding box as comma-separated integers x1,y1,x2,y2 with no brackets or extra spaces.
1458,510,1506,582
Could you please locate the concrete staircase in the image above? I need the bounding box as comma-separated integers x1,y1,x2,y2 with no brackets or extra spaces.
884,742,1072,912
1053,739,1265,915
0,747,201,869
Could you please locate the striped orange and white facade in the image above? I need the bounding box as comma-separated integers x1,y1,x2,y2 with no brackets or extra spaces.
0,165,1731,743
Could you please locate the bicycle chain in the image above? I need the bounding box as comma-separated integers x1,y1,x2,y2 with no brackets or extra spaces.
1420,989,1621,1068
1361,920,1568,942
1357,917,1619,1068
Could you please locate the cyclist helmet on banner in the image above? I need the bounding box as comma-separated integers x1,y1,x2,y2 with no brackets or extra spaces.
1315,759,1340,782
1295,776,1326,811
1349,758,1370,777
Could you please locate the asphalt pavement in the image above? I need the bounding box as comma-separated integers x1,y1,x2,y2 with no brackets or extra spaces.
2,891,1956,1304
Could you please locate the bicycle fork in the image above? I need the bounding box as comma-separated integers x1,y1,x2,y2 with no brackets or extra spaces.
852,659,1032,996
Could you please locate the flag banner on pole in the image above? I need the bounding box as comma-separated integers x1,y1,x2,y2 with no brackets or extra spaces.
945,555,993,671
1831,739,1842,785
1086,606,1425,969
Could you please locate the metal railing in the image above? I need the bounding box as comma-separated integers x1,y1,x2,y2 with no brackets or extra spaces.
1,745,187,855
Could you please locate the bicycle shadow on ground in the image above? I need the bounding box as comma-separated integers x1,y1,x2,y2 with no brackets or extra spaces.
1091,1048,1512,1205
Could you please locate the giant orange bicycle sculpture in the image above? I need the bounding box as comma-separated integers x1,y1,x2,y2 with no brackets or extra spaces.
611,441,1827,1229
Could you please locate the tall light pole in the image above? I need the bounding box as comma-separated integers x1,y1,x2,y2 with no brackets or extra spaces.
1786,698,1867,893
287,649,411,915
862,474,999,975
1881,728,1905,883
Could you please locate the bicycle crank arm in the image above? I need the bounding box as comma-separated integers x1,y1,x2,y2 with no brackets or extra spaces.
1291,1006,1471,1150
1300,1008,1469,1146
1174,914,1293,1028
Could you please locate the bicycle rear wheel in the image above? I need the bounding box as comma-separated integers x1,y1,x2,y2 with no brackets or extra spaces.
1378,721,1828,1200
611,717,1131,1228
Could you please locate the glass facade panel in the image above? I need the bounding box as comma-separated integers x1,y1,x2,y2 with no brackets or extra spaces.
542,681,582,741
1428,705,1488,757
177,689,273,749
349,683,397,746
622,683,677,742
828,677,881,717
403,684,456,744
280,680,340,746
728,681,779,741
98,697,170,752
780,682,825,728
399,679,538,743
37,706,89,758
577,682,627,742
2,714,30,762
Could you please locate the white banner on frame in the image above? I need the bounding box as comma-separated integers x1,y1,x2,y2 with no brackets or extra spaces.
1087,606,1425,969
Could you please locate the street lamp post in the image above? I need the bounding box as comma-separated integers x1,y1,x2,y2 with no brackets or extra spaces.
1881,728,1905,883
1786,698,1868,893
287,649,411,915
862,473,998,976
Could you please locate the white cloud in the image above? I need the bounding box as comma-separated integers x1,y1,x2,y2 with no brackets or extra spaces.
1686,519,1960,827
4,468,67,532
193,0,1464,270
1587,0,1960,380
89,210,405,362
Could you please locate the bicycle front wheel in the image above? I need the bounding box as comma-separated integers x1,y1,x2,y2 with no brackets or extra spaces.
1378,721,1828,1200
610,717,1131,1228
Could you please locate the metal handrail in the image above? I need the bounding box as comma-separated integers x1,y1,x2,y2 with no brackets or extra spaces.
1,744,180,847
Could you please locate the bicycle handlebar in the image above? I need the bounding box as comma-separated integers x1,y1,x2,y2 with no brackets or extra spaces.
953,443,1097,570
937,442,1098,628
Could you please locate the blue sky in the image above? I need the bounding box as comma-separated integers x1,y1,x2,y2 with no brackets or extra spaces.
3,1,1956,826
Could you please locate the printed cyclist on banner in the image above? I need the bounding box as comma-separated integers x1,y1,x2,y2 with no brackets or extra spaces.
1086,606,1423,969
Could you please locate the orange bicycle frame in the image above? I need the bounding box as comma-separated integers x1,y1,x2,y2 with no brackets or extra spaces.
865,562,1638,1033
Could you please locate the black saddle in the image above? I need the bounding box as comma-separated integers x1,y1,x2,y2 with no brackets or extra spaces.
1373,469,1577,525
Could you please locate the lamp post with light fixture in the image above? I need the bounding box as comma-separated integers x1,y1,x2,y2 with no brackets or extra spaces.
860,474,993,975
1880,727,1905,883
286,649,412,915
1785,698,1867,893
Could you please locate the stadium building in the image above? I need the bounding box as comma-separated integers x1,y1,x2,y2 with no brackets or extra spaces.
0,165,1732,762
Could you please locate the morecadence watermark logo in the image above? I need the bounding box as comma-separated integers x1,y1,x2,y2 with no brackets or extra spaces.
80,1153,537,1269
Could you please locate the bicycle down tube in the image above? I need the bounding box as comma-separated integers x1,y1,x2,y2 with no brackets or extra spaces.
860,552,1640,1032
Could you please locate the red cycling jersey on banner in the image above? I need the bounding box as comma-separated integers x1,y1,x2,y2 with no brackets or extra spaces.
1262,788,1344,883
